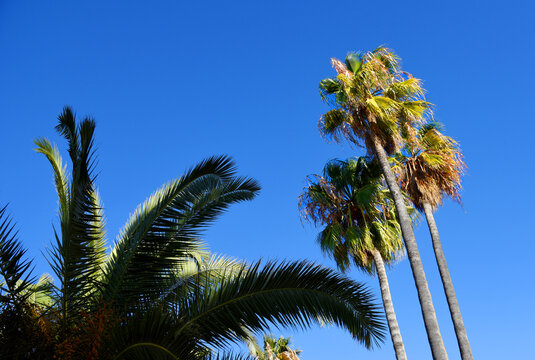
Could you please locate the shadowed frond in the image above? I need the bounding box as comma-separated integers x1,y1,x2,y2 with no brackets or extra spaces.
159,254,247,306
174,260,385,350
36,108,106,327
0,206,34,306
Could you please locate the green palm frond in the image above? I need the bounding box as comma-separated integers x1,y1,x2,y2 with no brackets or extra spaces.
366,96,400,120
317,224,351,272
174,260,385,349
345,52,363,73
318,109,352,143
23,274,54,308
37,107,106,326
398,100,432,123
159,254,246,306
319,78,343,103
384,78,425,101
101,156,260,309
109,307,196,360
34,138,69,219
0,206,34,306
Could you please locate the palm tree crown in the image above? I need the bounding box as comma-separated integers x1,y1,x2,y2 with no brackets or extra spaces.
319,47,432,155
299,157,411,360
299,157,405,273
0,107,386,359
248,335,302,360
393,122,466,211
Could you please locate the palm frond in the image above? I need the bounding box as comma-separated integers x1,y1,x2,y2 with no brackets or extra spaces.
23,273,55,309
384,78,425,101
109,307,199,360
174,260,385,349
34,138,70,220
318,109,352,143
0,206,34,306
395,122,466,210
101,156,260,309
37,110,105,326
159,254,246,306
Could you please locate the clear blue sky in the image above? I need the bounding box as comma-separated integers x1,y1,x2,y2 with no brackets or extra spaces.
1,1,534,358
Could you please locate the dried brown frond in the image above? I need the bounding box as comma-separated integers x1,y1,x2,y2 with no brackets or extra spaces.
331,58,353,79
397,126,466,211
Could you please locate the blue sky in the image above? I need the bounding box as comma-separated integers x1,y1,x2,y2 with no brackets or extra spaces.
1,0,534,358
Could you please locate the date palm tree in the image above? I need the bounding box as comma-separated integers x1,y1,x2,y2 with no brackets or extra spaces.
299,157,409,360
318,47,448,359
393,123,472,359
0,107,385,359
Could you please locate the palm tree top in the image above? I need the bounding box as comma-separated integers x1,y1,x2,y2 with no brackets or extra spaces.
299,157,405,274
318,46,432,156
249,335,302,360
393,122,466,211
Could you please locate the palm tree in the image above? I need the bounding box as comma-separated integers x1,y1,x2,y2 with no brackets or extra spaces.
0,107,385,359
248,335,302,360
318,47,448,359
300,157,409,360
393,123,472,359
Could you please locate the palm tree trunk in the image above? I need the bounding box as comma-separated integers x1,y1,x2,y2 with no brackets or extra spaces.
369,132,448,360
422,202,473,360
372,249,407,360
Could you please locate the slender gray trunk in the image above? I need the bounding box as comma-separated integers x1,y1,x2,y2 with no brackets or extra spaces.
422,202,473,360
372,249,407,360
370,132,448,360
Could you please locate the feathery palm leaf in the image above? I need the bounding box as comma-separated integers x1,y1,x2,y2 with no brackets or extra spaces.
174,260,385,350
35,107,106,329
0,206,34,306
100,155,260,309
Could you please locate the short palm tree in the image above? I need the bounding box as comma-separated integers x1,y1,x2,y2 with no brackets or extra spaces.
248,335,301,360
299,157,408,360
393,123,472,359
0,107,385,359
318,47,449,359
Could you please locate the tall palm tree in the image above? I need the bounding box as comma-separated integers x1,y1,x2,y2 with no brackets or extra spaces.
393,123,472,359
318,47,449,359
299,157,408,360
0,107,385,359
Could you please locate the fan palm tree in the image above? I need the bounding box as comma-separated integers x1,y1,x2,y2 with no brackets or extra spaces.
299,157,408,360
393,123,472,359
318,47,448,359
248,335,301,360
0,107,385,359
